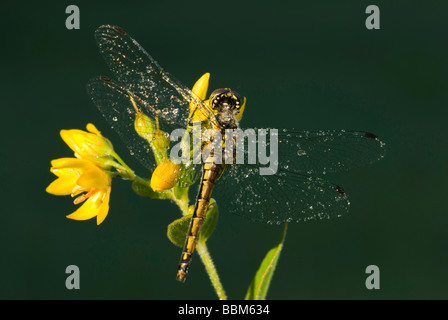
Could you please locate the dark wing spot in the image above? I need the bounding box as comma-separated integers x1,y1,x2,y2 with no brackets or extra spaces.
100,76,112,83
335,185,346,195
364,132,378,139
113,26,127,35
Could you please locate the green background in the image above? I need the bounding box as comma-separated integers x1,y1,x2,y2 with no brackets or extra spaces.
1,0,447,299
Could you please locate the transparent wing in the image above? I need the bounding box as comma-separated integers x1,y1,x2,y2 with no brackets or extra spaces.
214,165,350,224
263,128,385,176
93,25,214,127
87,25,216,171
212,128,385,223
87,76,161,171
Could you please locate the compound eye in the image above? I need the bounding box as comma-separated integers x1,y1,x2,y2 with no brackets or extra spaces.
209,88,229,107
210,88,227,101
232,91,243,108
209,88,243,111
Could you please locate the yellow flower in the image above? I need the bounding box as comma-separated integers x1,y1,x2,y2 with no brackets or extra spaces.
46,158,112,225
60,123,115,169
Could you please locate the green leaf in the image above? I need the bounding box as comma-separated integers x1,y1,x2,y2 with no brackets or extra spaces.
131,180,170,199
167,199,219,247
198,199,218,242
245,223,288,300
167,215,191,247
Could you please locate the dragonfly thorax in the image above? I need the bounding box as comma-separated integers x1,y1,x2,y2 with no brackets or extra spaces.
209,88,243,129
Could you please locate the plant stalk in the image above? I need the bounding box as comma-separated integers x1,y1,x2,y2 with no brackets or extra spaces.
196,241,227,300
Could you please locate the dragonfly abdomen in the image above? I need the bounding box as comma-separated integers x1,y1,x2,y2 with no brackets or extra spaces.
176,162,224,282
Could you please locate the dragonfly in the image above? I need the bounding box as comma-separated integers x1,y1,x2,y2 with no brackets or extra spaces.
87,25,386,282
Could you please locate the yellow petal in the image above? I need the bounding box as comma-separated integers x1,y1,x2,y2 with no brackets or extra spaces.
190,73,210,117
73,132,102,153
61,129,107,159
85,124,114,150
66,191,103,221
60,129,88,154
76,166,110,190
86,123,101,136
192,72,210,100
46,173,79,195
50,158,93,170
96,187,111,225
190,99,212,123
49,167,78,179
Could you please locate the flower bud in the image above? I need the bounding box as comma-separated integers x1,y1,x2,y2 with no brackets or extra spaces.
134,110,156,142
60,124,114,168
192,72,210,101
152,129,170,154
189,73,212,123
150,160,181,192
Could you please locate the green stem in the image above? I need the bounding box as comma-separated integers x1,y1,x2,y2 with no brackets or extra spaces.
196,241,227,300
173,190,190,215
125,168,226,299
110,151,137,179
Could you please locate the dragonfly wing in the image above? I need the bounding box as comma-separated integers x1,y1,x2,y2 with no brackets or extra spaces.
93,25,213,127
214,164,350,224
88,25,220,171
211,128,385,223
270,129,385,176
87,76,162,171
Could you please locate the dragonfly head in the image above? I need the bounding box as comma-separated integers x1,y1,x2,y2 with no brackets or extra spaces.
210,88,243,115
209,89,246,126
